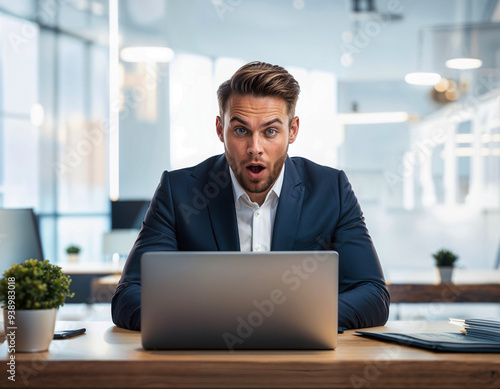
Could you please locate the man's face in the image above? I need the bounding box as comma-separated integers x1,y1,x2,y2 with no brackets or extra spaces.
216,94,299,205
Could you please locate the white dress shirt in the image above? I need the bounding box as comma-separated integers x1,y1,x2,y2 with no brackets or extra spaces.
229,165,285,252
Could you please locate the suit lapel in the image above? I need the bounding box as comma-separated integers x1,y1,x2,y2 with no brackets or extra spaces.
271,157,304,251
205,155,240,251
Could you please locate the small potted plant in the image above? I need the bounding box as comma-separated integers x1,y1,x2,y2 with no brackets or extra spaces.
66,245,81,263
0,259,74,352
432,248,459,283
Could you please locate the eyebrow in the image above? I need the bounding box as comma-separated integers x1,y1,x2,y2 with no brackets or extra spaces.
262,118,283,127
229,116,249,126
229,116,283,127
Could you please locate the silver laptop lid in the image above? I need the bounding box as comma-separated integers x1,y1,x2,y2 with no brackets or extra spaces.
141,251,338,350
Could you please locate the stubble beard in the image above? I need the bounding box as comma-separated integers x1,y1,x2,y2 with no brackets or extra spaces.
226,146,288,195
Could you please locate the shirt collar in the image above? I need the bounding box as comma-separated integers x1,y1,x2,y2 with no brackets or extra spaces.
229,162,285,204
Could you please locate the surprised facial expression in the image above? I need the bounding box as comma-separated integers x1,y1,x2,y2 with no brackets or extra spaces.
216,94,299,205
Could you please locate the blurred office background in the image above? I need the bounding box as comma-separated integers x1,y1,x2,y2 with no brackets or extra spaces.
0,0,499,280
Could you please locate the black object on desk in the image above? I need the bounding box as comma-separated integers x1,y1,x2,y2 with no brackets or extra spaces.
54,328,86,339
356,331,500,353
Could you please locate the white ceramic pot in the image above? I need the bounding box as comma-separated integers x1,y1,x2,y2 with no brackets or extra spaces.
67,254,79,263
436,266,454,283
3,308,57,352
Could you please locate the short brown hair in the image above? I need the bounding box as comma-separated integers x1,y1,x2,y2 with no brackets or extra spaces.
217,61,300,121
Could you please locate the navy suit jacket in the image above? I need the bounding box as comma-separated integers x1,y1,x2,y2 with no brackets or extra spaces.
112,154,390,331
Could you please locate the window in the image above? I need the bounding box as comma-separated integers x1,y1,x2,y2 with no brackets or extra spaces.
0,11,110,264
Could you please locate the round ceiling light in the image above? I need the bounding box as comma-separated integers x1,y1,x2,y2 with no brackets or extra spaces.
445,58,483,70
404,72,441,86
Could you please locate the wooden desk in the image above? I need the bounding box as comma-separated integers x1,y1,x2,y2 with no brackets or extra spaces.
61,262,124,274
388,283,500,303
91,274,121,302
1,321,499,388
61,263,123,303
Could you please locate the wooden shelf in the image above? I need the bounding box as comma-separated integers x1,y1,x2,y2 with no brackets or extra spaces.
388,283,500,303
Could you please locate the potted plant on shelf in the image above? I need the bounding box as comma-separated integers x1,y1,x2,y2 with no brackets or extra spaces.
66,245,81,263
0,259,74,352
432,249,459,283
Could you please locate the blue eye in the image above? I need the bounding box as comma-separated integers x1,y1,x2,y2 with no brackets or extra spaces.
235,128,246,135
266,129,277,136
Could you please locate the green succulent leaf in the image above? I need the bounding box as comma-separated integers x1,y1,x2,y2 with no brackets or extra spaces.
432,249,459,267
66,245,81,254
0,259,74,310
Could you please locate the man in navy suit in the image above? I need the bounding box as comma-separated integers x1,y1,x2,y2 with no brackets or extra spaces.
112,61,389,331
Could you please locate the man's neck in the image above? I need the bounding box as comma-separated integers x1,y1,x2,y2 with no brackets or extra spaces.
229,162,286,207
248,190,271,207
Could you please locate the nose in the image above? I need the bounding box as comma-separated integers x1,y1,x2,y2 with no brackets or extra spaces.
247,134,263,156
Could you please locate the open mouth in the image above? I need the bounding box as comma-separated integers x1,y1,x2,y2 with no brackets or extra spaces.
248,165,264,173
246,163,266,179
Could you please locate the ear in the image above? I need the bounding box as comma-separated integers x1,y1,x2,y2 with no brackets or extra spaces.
216,116,224,143
288,116,299,144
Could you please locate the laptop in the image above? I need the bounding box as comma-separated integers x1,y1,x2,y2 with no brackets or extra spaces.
141,251,338,350
0,208,44,274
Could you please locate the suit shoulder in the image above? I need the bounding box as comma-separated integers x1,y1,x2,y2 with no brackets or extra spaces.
160,154,224,183
288,157,353,202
